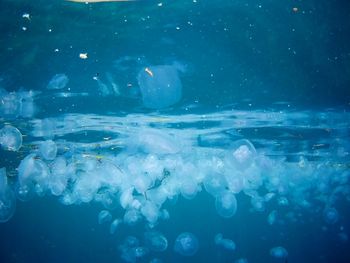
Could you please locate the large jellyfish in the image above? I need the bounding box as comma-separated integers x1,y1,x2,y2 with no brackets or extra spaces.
0,168,16,223
174,232,199,256
137,65,182,109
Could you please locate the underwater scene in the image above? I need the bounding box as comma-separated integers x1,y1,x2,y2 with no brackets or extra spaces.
1,0,350,262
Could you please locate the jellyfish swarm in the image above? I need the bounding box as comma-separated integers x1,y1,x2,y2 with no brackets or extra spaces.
174,232,199,256
0,125,22,151
137,65,182,109
0,88,36,119
0,168,16,223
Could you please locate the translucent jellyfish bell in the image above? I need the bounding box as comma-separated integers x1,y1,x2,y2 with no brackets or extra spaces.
215,191,238,218
0,125,22,151
227,139,256,170
144,231,168,252
174,232,199,256
98,210,112,224
323,207,339,224
40,140,57,160
270,246,288,259
47,73,69,90
0,168,16,223
137,65,182,109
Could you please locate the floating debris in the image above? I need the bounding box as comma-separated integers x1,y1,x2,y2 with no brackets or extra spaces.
79,53,88,59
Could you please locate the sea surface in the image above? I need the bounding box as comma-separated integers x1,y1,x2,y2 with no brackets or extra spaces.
0,0,350,262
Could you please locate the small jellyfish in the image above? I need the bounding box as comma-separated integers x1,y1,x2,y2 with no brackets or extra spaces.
323,207,339,225
214,233,236,251
228,139,256,170
235,258,249,263
149,258,162,263
144,231,168,252
0,125,22,151
0,168,16,223
124,236,139,247
203,173,228,197
137,65,182,109
174,232,199,256
110,219,121,234
98,210,112,224
270,246,288,259
134,246,149,258
267,210,277,225
123,209,142,226
214,233,223,245
47,73,69,90
40,140,57,160
215,191,237,218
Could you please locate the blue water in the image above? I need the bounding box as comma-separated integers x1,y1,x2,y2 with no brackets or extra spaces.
1,0,350,262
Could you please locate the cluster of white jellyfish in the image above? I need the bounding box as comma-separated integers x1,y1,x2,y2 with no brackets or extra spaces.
1,63,350,262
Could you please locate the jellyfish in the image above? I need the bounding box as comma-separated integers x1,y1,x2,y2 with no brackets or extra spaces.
47,73,69,90
214,233,236,251
144,231,168,252
323,207,339,225
0,168,16,223
235,258,249,263
98,210,112,224
0,125,22,151
203,173,227,197
110,219,122,234
137,65,182,109
220,238,236,251
267,210,277,225
227,139,256,170
215,191,237,218
174,232,199,256
17,154,50,192
270,246,288,259
40,140,57,160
